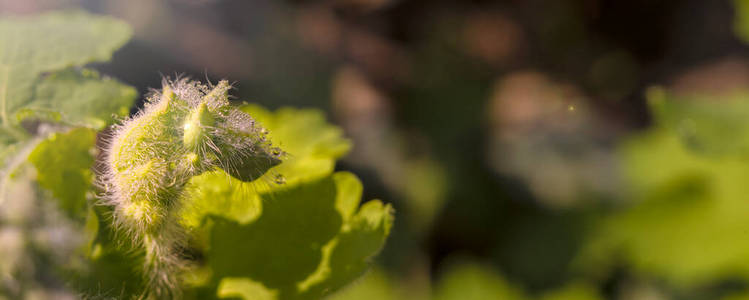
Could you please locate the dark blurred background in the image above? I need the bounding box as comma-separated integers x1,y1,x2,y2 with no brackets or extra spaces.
5,0,749,299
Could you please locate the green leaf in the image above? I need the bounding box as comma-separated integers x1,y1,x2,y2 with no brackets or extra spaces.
217,278,278,300
0,10,132,127
239,104,351,188
735,0,749,43
186,172,392,300
538,283,602,300
646,87,749,156
28,127,96,219
577,96,749,286
434,261,528,300
297,176,393,299
24,68,136,129
324,268,402,300
181,170,264,229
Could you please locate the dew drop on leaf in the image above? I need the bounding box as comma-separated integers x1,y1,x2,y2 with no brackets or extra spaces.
274,174,286,185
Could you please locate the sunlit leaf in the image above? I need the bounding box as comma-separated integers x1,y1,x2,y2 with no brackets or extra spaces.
28,127,96,219
240,104,351,188
25,68,136,128
325,268,401,300
0,10,132,128
185,172,392,300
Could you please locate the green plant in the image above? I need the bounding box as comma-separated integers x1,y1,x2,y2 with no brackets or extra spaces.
575,88,749,289
0,11,392,300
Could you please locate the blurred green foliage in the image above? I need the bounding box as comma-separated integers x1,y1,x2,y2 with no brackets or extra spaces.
736,0,749,43
578,89,749,289
28,127,96,219
329,260,603,300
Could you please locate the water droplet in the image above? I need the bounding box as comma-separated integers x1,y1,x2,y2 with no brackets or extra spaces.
274,174,286,185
